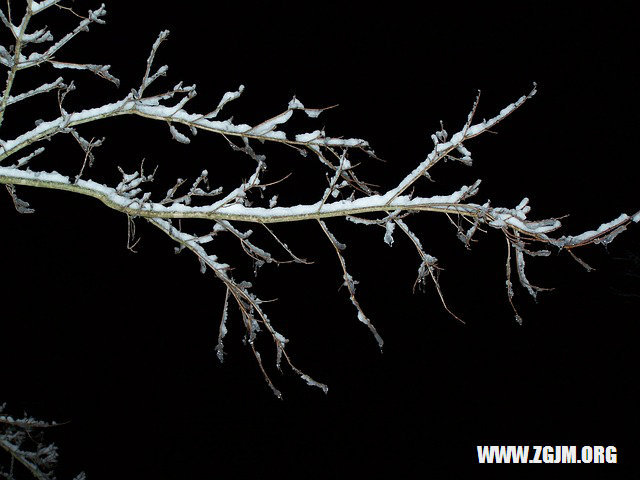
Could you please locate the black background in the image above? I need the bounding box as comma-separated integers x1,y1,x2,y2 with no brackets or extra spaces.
1,1,639,478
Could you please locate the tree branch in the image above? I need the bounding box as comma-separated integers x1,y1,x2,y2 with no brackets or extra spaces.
1,2,637,402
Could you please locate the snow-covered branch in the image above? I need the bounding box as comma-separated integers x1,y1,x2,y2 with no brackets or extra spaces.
0,1,113,128
0,404,84,480
1,1,638,405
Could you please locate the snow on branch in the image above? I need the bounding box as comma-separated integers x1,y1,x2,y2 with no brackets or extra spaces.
0,2,113,129
319,219,384,349
3,77,65,109
0,2,638,402
15,5,108,70
0,403,84,480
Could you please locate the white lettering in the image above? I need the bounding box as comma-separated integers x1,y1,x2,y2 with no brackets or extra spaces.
476,444,616,464
605,446,617,463
562,445,576,463
593,445,605,463
542,446,554,463
531,445,542,464
582,446,593,463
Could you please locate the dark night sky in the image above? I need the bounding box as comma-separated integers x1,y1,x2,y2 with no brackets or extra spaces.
1,1,639,478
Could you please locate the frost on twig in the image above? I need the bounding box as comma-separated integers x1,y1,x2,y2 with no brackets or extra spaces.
5,183,34,213
0,3,638,398
0,404,84,480
0,1,115,129
319,219,384,350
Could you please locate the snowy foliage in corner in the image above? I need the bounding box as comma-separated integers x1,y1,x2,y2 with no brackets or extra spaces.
0,404,85,480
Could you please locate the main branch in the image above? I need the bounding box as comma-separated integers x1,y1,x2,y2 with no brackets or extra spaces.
1,4,638,399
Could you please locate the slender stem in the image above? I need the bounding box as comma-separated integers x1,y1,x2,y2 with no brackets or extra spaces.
0,2,33,128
